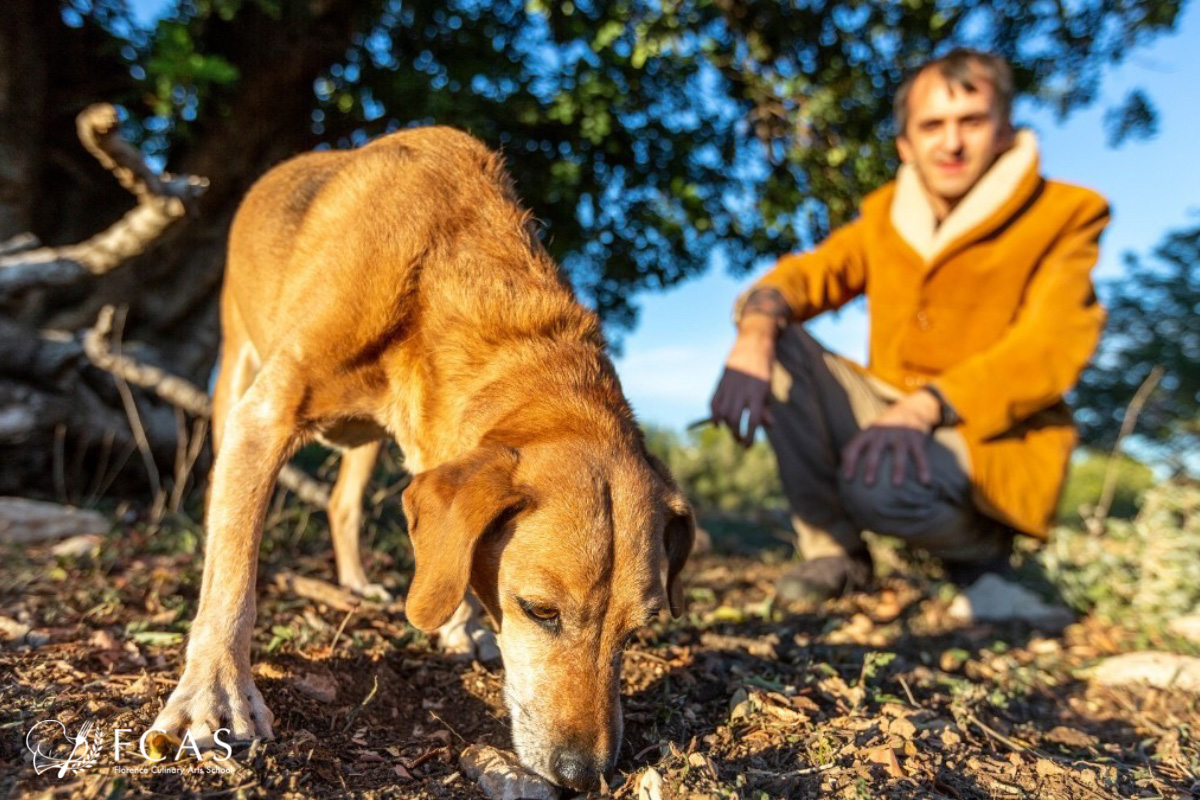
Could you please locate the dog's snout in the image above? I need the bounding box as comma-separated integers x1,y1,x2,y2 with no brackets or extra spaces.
552,749,601,792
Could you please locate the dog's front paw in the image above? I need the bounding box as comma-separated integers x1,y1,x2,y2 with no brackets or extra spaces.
353,582,393,603
153,658,274,746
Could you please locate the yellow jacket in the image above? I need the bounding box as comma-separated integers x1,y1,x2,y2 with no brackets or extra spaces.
751,131,1109,537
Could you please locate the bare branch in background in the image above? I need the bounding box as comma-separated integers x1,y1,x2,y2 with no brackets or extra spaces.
0,104,207,296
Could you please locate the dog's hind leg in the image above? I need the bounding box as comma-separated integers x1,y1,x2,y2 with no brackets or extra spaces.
437,593,500,664
329,440,390,601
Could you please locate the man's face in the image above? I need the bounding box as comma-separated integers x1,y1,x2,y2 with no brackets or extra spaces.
897,67,1014,209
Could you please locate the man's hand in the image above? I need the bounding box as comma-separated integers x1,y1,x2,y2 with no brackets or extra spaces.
709,315,777,447
841,389,942,487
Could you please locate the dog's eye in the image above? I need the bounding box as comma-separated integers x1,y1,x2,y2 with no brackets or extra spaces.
527,605,558,621
519,600,560,627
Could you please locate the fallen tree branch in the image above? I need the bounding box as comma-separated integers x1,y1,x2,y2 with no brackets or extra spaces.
0,104,207,296
273,571,362,613
84,305,213,416
83,305,332,510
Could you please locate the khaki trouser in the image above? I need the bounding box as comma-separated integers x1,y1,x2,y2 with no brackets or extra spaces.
766,327,1010,564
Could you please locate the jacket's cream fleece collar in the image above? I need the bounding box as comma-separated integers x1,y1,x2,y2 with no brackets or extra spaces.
890,129,1039,263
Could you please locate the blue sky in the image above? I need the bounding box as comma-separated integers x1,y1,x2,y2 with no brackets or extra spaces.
127,0,1200,431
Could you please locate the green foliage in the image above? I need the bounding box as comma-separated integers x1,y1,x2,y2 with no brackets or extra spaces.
644,424,784,514
1074,222,1200,465
70,0,1184,331
1056,449,1156,526
1039,481,1200,628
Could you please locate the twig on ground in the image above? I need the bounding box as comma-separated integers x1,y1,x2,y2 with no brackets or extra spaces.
746,762,838,779
329,606,356,655
428,710,470,744
274,571,361,613
341,674,379,733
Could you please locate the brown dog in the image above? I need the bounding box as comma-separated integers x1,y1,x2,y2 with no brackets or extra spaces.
151,127,695,791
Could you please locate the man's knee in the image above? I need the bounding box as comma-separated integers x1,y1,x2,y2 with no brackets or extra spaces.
837,461,962,541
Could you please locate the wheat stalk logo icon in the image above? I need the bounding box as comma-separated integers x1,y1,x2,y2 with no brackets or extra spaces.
26,719,103,776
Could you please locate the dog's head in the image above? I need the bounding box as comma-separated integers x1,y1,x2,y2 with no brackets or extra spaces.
401,440,694,791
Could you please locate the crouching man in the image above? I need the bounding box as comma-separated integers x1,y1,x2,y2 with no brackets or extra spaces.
710,49,1109,604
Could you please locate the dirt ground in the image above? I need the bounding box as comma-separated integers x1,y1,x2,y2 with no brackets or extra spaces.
2,507,1198,800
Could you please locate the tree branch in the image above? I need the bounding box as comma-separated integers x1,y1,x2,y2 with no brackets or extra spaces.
0,104,208,296
82,305,332,510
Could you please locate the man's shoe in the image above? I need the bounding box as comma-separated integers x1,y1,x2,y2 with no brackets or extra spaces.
776,553,873,604
946,573,1073,627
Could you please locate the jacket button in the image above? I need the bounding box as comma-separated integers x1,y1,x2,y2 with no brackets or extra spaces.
903,376,917,387
915,309,931,330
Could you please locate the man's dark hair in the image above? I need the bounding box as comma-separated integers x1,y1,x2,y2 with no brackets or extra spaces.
894,48,1014,137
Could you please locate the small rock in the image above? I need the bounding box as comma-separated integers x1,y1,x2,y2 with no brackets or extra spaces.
1091,651,1200,692
459,744,558,800
872,589,903,622
638,767,664,800
867,745,906,779
946,574,1073,627
50,533,103,558
1167,614,1200,645
941,728,962,748
294,670,338,703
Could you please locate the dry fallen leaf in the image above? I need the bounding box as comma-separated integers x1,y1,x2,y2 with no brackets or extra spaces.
142,730,182,762
868,744,907,780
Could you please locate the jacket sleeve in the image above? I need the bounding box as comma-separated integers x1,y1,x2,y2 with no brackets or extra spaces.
737,219,869,323
931,192,1110,439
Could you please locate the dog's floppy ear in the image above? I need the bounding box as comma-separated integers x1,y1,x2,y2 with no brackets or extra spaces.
402,446,524,631
645,453,696,618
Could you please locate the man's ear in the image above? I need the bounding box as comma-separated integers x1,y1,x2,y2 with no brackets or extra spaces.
897,135,914,164
645,453,696,618
402,446,524,631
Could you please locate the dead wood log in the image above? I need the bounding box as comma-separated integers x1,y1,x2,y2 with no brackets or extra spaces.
0,496,110,544
0,105,206,297
0,106,208,500
0,102,334,510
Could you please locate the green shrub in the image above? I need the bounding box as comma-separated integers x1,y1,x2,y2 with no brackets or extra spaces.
1039,481,1200,627
1056,449,1155,527
644,425,785,515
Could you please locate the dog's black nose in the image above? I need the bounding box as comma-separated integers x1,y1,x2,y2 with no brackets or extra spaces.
552,749,600,792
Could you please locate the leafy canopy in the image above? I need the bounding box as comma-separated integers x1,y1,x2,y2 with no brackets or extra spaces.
73,0,1183,328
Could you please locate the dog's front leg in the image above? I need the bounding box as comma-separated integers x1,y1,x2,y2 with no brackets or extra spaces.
153,364,301,745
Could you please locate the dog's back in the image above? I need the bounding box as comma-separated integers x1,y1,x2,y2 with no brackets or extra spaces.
226,128,593,366
221,126,625,470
